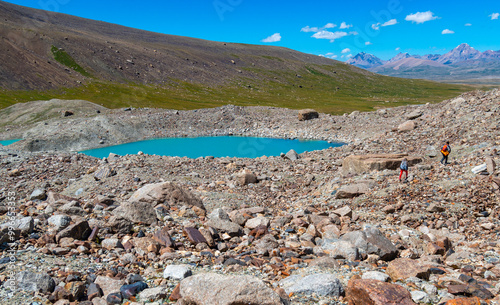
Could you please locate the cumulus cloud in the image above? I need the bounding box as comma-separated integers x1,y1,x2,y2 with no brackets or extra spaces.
321,52,338,59
301,26,319,32
465,23,472,26
339,22,353,29
405,11,439,24
442,29,454,34
301,23,337,33
490,13,500,20
372,19,398,30
341,48,351,53
261,33,281,43
365,41,373,45
312,30,349,42
395,47,401,51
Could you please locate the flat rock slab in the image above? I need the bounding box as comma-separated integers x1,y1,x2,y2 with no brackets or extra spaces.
346,279,416,305
179,273,285,305
386,258,431,281
342,154,422,175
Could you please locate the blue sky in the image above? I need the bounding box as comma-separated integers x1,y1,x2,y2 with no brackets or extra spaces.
5,0,500,61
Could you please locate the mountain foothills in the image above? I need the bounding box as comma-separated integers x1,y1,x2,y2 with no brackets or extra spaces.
0,1,468,112
347,44,500,81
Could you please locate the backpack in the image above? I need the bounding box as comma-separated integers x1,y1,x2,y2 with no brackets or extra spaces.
400,160,408,170
441,144,449,156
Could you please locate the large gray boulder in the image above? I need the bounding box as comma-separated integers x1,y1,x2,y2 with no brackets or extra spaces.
320,239,360,261
113,201,157,225
0,216,34,235
178,273,287,305
279,273,344,296
341,225,398,261
128,182,204,210
16,271,56,294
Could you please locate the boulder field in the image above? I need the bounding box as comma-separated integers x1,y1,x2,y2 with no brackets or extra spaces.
0,89,499,304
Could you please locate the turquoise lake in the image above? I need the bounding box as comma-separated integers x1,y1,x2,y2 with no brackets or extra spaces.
81,136,344,159
0,139,21,146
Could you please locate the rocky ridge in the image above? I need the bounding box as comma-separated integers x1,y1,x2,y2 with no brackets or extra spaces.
0,89,499,304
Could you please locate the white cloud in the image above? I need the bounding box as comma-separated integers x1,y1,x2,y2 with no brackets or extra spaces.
324,23,337,29
365,41,373,45
395,47,401,51
465,23,472,26
311,30,350,42
301,23,337,33
261,33,281,43
339,22,353,29
490,13,500,20
320,52,338,59
372,19,398,30
346,54,353,58
301,26,319,32
442,29,454,34
341,48,351,54
405,11,439,24
383,19,398,27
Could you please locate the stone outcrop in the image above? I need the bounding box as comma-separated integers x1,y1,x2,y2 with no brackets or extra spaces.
342,154,422,175
298,109,319,121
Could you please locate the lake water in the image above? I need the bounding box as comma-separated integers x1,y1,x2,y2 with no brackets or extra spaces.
81,136,344,159
0,139,21,146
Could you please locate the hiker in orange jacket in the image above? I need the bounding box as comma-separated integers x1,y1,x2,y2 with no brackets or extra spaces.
440,141,451,165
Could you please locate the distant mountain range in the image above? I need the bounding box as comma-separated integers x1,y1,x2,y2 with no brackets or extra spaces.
347,44,500,81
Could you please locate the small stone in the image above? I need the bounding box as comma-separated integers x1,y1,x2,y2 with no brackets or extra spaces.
285,149,300,161
30,188,47,200
120,281,148,299
139,286,168,302
163,265,192,280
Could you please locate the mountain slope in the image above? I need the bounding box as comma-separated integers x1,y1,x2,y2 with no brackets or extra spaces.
0,1,469,112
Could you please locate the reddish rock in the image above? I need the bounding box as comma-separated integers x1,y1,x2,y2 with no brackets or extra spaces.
445,297,481,305
249,225,268,238
169,283,181,301
346,279,416,305
153,227,174,248
386,258,431,281
183,227,207,245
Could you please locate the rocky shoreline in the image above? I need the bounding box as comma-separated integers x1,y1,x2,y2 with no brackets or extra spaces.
0,89,499,305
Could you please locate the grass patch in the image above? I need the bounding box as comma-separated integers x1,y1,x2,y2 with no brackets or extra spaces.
51,45,92,77
0,63,478,115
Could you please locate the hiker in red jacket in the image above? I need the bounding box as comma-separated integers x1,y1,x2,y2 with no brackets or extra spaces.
399,158,408,182
440,141,451,165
